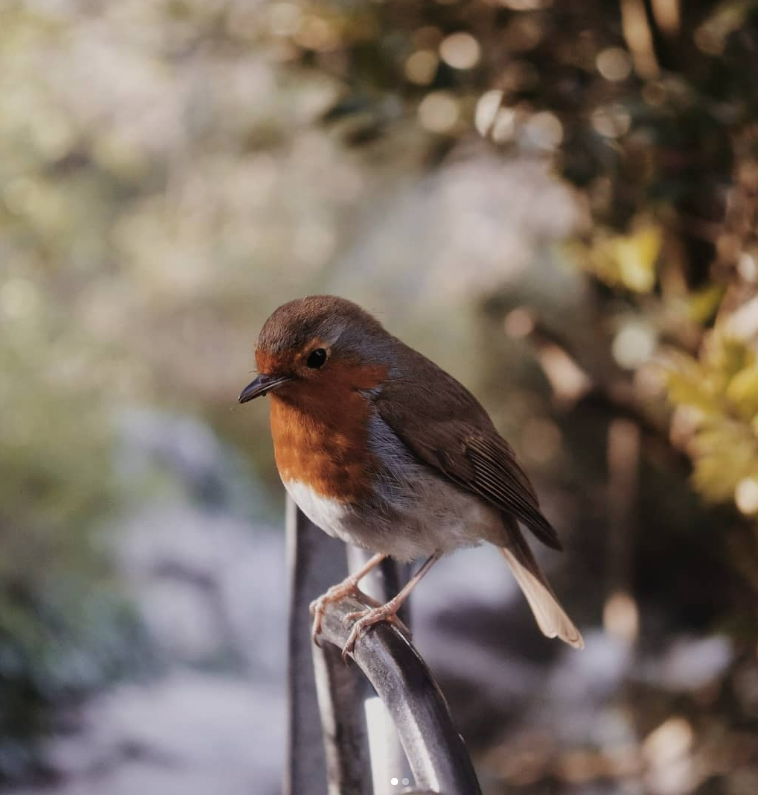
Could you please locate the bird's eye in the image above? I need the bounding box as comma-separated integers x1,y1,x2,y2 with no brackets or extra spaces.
306,348,327,369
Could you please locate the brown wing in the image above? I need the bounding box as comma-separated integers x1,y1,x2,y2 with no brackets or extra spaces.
374,342,562,550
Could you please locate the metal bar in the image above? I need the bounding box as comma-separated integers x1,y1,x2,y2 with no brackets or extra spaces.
285,499,353,795
347,548,412,795
312,640,373,795
317,593,484,795
287,501,481,795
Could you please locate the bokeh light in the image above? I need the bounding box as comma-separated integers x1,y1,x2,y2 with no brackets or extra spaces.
596,47,633,82
439,32,481,70
417,91,460,133
405,49,439,85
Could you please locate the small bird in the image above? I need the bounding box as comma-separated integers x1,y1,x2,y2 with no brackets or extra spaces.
239,296,583,658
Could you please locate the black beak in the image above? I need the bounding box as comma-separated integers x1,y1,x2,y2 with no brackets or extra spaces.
238,374,291,403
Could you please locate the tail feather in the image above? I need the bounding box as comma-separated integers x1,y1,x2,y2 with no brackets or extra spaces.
500,526,584,650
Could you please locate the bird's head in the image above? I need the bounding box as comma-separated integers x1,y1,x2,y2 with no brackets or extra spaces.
238,295,391,405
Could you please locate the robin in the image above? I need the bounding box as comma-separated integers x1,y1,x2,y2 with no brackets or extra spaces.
239,295,583,658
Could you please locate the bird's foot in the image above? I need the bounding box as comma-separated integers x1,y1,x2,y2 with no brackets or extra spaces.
309,580,376,646
340,602,411,663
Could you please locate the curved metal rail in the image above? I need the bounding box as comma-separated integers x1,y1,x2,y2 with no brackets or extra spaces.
284,499,482,795
317,594,483,795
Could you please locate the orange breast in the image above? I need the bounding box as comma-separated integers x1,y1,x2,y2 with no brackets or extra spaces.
269,361,387,504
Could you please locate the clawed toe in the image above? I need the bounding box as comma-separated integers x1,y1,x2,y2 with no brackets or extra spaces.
309,580,362,645
309,583,413,663
339,604,411,663
309,599,326,644
342,608,368,627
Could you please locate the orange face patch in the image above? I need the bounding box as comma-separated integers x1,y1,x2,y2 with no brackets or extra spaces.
255,348,294,376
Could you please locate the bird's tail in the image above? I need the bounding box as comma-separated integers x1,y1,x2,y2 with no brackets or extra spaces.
500,523,584,650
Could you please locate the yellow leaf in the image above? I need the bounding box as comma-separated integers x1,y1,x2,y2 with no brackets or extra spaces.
613,226,661,293
691,422,758,502
666,370,721,417
726,366,758,420
573,223,662,293
687,284,726,324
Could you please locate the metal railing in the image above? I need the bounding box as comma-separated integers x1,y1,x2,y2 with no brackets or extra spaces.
284,499,483,795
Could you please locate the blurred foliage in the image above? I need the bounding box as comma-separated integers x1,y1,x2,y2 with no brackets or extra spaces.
0,233,152,781
0,577,150,782
668,333,758,505
568,222,662,293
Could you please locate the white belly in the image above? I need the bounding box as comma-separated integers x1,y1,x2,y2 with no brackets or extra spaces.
283,479,349,538
282,470,503,563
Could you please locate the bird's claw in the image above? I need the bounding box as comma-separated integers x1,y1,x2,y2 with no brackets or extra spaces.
310,584,410,663
340,604,411,663
309,580,364,645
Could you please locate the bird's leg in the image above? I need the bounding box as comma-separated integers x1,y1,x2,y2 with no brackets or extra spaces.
341,552,441,662
309,552,386,645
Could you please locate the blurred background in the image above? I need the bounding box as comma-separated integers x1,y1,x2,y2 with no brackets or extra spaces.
2,0,758,793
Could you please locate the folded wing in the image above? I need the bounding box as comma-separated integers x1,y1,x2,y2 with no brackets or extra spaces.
374,343,561,550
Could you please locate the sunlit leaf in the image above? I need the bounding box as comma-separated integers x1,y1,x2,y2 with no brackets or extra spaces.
726,365,758,420
571,223,662,293
613,226,661,293
691,422,758,503
667,369,721,418
687,283,726,324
